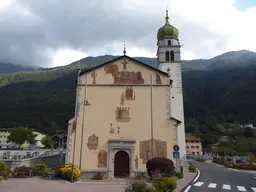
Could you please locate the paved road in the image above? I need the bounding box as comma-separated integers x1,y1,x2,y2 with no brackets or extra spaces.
187,161,256,192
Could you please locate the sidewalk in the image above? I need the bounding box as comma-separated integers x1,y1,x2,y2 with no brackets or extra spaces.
174,170,197,192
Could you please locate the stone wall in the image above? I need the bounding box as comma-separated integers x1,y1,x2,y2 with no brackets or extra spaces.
3,154,66,170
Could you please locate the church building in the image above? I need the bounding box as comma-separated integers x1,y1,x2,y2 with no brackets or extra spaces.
66,10,186,178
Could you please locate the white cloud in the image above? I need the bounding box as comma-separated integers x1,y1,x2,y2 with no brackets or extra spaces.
0,0,255,67
51,49,87,67
53,0,256,66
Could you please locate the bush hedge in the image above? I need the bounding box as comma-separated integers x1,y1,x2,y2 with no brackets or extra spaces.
146,157,175,178
57,164,81,182
34,164,48,176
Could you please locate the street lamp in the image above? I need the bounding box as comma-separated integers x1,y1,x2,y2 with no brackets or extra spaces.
70,99,91,183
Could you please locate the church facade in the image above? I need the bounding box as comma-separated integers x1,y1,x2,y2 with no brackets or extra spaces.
66,10,185,178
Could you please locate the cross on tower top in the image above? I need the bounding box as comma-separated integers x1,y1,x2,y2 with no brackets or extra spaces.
123,42,127,55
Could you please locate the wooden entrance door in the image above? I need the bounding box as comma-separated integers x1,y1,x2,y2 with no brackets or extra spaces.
114,150,130,177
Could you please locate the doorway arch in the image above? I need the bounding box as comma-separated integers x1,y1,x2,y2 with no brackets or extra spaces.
114,150,130,177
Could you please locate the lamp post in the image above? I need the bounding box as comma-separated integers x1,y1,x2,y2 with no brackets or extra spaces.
71,99,90,183
150,74,154,159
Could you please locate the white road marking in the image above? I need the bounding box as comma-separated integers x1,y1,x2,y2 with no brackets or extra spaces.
193,168,200,182
194,182,204,187
208,183,217,188
223,184,231,190
237,186,247,191
184,185,191,192
252,187,256,192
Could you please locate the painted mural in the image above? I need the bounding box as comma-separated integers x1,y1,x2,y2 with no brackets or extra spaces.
91,71,97,84
104,63,144,84
115,107,130,122
156,74,162,84
97,150,107,168
125,86,135,100
87,133,99,150
140,139,167,164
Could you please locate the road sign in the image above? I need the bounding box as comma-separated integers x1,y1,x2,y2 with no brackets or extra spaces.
173,151,180,159
173,145,180,152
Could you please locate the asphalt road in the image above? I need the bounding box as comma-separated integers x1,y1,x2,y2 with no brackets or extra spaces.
186,161,256,192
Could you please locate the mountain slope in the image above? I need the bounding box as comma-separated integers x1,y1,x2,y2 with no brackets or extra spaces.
0,50,256,134
0,62,35,73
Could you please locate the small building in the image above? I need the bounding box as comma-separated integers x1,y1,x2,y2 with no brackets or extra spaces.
21,131,46,149
52,134,67,149
0,128,14,149
0,128,46,149
185,135,203,156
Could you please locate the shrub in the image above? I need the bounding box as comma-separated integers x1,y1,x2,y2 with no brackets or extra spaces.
195,158,206,162
188,164,196,172
153,177,177,192
0,161,6,171
34,164,48,176
235,159,243,164
131,181,147,192
0,176,3,181
134,172,148,180
175,172,183,179
57,164,81,182
91,172,104,180
146,157,175,178
212,157,225,165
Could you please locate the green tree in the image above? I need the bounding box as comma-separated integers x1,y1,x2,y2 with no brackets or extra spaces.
244,127,254,138
8,126,36,145
214,147,235,157
41,135,52,148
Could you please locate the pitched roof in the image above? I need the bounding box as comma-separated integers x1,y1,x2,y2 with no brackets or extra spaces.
52,134,67,139
185,135,202,142
79,55,168,76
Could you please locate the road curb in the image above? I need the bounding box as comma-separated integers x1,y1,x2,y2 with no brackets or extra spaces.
228,168,256,180
179,168,200,192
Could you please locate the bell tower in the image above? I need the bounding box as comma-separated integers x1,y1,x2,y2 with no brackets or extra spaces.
157,10,186,158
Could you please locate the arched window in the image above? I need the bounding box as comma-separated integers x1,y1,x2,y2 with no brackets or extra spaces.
170,51,175,61
168,40,171,46
165,51,170,61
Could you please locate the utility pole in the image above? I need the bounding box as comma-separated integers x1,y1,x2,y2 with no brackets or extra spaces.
71,70,80,183
150,74,154,158
79,73,88,169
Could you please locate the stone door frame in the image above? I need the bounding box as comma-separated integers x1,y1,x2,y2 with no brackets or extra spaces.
107,139,135,178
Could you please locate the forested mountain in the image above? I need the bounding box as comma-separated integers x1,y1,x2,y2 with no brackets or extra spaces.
0,62,35,73
0,50,256,140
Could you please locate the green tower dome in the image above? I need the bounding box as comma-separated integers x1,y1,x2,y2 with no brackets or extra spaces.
157,10,179,40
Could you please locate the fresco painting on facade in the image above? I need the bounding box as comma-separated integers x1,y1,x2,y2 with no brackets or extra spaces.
122,59,128,70
115,107,130,122
120,92,125,106
91,71,97,84
156,74,162,84
140,139,152,164
140,139,168,164
87,133,98,150
97,150,107,168
155,139,167,157
109,123,115,134
104,63,119,76
125,86,135,100
104,62,145,84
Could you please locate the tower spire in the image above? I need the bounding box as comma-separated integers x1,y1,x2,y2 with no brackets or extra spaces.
123,41,127,55
165,10,170,25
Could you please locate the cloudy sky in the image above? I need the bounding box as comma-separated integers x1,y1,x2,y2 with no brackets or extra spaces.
0,0,255,67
